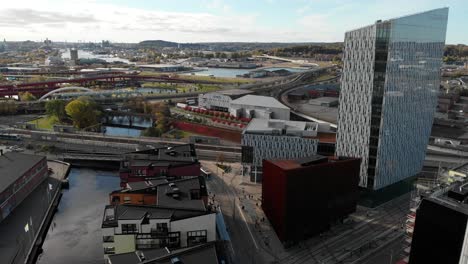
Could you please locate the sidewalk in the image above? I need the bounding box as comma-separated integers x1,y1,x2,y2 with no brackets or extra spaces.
201,161,286,263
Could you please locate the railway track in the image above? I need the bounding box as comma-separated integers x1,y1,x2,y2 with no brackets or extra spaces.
280,194,408,264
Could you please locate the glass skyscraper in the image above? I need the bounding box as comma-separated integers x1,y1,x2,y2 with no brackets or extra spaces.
336,8,449,190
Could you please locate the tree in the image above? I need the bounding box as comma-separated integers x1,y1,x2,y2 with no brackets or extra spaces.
18,91,37,101
0,100,17,114
151,102,171,134
65,97,101,129
142,127,161,137
45,99,67,121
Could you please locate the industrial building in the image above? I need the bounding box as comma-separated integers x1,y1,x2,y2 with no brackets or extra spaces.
0,152,48,222
229,95,290,120
408,180,468,264
262,156,361,245
119,145,200,187
335,8,449,190
198,89,254,112
101,204,216,260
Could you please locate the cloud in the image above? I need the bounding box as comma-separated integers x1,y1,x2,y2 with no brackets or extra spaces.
0,8,99,27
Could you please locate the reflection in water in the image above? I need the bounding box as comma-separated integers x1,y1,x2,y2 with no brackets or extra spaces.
37,169,120,264
103,116,152,138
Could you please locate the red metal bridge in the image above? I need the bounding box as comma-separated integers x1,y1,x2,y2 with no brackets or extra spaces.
0,74,206,97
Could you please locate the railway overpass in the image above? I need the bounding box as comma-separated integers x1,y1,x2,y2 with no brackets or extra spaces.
0,74,224,97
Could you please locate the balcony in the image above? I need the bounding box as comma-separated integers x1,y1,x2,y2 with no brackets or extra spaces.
150,227,168,237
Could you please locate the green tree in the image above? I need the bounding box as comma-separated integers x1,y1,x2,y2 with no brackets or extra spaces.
151,102,171,133
142,126,161,137
65,97,101,129
45,99,67,121
18,91,37,101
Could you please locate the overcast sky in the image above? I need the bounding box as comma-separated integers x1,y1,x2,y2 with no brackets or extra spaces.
0,0,466,44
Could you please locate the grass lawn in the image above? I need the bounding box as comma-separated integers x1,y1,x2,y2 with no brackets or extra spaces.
28,116,59,130
165,129,196,139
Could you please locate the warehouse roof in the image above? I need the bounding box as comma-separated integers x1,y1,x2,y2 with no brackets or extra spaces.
0,152,45,194
231,95,289,109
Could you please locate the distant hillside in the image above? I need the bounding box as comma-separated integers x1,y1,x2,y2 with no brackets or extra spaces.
139,40,178,48
138,40,205,49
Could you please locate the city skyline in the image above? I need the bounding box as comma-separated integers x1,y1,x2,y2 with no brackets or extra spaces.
0,0,466,44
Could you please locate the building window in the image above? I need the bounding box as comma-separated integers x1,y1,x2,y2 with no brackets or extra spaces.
123,196,131,203
103,247,115,254
187,230,207,246
122,224,138,234
103,236,114,242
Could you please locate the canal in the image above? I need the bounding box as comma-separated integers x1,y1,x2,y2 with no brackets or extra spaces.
37,169,119,264
103,116,152,137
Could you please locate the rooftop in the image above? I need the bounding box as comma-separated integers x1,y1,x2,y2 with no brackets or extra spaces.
267,155,359,171
156,177,207,211
243,118,318,135
215,89,254,97
108,242,218,264
102,204,211,228
123,144,198,168
230,95,290,109
0,152,45,194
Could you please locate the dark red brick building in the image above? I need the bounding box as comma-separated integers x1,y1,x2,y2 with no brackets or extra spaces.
262,155,361,245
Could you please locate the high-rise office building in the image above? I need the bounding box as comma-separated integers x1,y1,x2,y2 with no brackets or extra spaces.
336,8,449,190
70,48,79,66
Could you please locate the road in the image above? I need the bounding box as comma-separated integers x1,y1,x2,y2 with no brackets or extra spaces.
204,163,265,264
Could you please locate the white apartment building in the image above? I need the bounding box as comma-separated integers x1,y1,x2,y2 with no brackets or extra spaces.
101,205,216,262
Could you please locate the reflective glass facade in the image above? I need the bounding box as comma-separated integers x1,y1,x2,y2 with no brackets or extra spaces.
336,8,449,190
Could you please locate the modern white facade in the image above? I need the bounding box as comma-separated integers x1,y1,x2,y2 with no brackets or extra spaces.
244,118,328,137
241,119,319,182
335,8,449,190
102,205,216,261
198,89,253,112
230,95,290,120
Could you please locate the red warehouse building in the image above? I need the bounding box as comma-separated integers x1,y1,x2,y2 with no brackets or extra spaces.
119,144,201,187
0,152,48,222
262,155,361,246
